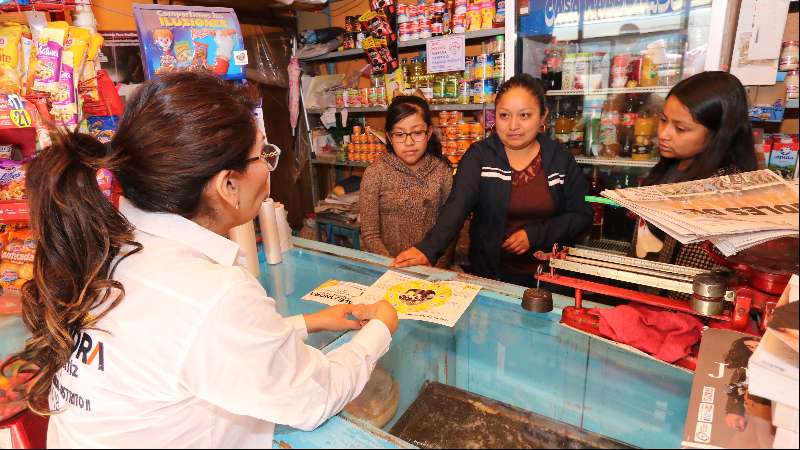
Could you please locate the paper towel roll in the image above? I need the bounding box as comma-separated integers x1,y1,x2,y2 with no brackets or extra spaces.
229,221,261,278
274,203,291,253
259,199,283,265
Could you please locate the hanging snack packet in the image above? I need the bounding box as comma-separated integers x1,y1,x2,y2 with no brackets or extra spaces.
80,32,104,102
19,25,32,94
359,10,396,44
0,159,27,201
0,23,23,94
24,19,44,95
363,36,398,75
32,21,68,94
68,27,91,83
51,27,90,128
0,226,36,295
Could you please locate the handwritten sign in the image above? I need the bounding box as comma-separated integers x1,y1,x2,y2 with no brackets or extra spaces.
426,35,466,74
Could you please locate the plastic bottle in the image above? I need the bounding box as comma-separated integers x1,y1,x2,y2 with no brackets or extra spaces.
587,167,605,240
599,99,620,158
619,95,637,158
568,105,584,156
583,98,603,157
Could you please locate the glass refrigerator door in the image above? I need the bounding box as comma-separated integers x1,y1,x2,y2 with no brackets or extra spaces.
515,1,721,162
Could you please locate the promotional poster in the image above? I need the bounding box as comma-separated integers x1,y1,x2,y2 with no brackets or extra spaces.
133,3,247,81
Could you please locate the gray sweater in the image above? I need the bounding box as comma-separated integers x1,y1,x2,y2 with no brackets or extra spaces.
359,152,453,258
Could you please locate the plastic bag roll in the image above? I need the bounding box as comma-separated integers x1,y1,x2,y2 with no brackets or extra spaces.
229,221,261,278
274,202,291,253
259,199,283,265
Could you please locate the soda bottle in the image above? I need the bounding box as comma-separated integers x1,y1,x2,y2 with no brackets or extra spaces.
619,94,637,158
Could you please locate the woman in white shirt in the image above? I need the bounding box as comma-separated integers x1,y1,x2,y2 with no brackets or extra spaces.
4,72,398,448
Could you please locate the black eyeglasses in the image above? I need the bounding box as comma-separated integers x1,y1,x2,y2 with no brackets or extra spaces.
389,128,428,143
246,143,281,171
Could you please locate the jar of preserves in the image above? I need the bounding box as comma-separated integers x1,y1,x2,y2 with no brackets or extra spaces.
779,41,799,71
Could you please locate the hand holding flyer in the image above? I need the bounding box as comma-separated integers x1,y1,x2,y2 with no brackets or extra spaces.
302,271,481,327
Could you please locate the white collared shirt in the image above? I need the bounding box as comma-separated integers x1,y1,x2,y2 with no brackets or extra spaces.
47,198,391,449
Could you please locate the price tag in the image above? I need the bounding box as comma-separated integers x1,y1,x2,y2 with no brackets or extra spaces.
426,35,466,74
6,94,32,128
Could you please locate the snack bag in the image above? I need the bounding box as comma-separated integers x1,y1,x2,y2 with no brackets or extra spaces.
87,115,119,144
24,14,47,95
32,21,68,94
0,159,27,201
20,25,32,94
0,23,23,94
68,27,91,82
0,226,35,296
80,32,104,102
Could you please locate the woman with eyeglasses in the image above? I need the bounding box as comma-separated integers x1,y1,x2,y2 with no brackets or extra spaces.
358,95,454,266
393,74,593,286
5,72,398,448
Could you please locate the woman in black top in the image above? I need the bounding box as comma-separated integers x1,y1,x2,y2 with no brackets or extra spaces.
392,74,592,286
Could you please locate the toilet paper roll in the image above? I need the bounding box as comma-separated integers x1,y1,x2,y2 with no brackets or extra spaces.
229,221,261,278
259,199,283,265
274,203,291,253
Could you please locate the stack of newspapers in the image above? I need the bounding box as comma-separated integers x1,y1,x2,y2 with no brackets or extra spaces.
602,170,799,256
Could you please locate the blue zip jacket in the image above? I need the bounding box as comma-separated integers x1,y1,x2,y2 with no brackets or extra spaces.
416,133,593,279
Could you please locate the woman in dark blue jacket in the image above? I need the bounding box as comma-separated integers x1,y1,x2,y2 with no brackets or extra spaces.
393,74,592,286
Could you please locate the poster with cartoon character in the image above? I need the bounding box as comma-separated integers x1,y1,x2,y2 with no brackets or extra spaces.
133,4,247,81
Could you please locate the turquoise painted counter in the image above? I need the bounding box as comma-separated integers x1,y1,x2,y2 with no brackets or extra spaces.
268,238,693,449
0,238,694,448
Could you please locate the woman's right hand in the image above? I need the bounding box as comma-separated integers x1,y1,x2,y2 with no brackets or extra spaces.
353,300,399,334
391,247,431,268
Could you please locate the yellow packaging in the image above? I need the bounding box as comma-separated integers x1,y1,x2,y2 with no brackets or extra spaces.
67,27,91,81
81,32,104,101
0,23,23,94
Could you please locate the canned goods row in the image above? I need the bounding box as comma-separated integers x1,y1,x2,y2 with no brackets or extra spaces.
348,150,385,163
348,143,387,153
350,133,382,145
464,53,504,80
335,87,387,108
442,137,475,155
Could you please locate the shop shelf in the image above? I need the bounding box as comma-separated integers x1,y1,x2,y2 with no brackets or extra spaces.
307,103,494,114
546,86,673,97
306,106,388,114
311,158,370,168
574,156,659,168
0,201,29,222
299,48,365,63
430,103,494,111
398,28,505,49
0,1,76,12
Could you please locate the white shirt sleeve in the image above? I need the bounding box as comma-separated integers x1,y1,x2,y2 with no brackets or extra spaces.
178,269,392,431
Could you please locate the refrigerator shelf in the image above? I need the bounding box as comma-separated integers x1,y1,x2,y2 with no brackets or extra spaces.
574,156,659,168
546,87,673,97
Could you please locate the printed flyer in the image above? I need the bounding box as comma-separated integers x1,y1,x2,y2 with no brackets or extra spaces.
302,271,481,327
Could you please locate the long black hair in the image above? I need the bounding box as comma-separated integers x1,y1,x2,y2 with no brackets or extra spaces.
645,71,757,185
385,95,443,160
